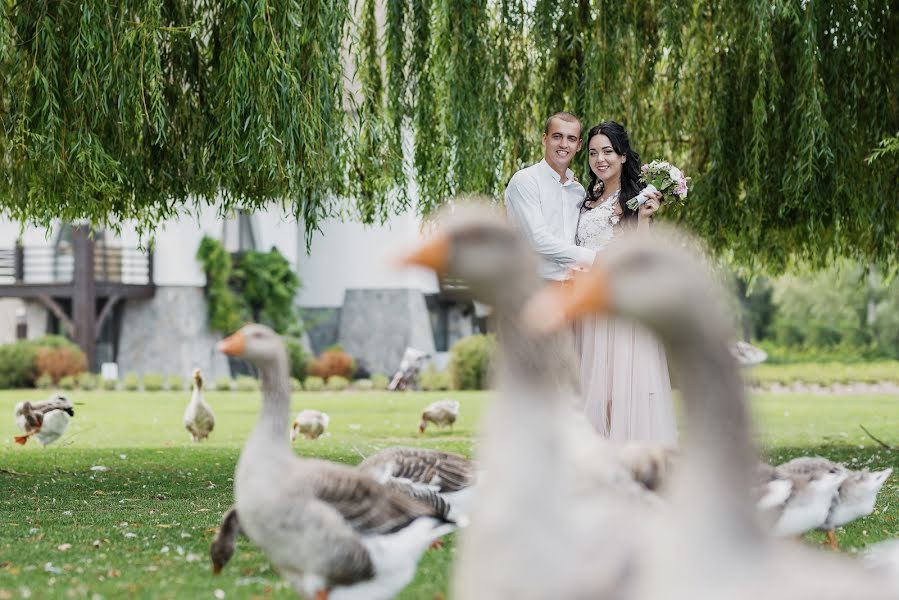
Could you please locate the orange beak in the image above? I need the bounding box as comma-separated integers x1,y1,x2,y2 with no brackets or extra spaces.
522,267,612,334
396,233,452,276
218,330,246,356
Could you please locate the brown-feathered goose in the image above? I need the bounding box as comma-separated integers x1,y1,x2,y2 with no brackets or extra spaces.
418,400,459,434
530,226,899,600
14,394,74,446
219,324,455,600
184,368,215,442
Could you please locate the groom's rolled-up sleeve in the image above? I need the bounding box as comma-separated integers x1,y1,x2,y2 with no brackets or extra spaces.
504,172,595,270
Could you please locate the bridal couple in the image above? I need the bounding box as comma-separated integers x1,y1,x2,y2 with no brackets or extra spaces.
505,112,677,443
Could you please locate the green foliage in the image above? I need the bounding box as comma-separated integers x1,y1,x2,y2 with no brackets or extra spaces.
353,378,374,391
58,375,77,390
77,372,99,391
326,375,350,391
142,373,164,392
235,375,259,392
371,373,390,390
196,237,243,335
303,376,325,392
290,377,303,392
123,373,140,392
232,248,300,334
167,375,184,392
0,341,37,389
286,338,310,381
420,366,452,391
448,334,495,390
214,377,233,392
748,361,899,386
102,377,118,391
35,373,54,390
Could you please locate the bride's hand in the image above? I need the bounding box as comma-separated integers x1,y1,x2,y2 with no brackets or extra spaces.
638,190,663,220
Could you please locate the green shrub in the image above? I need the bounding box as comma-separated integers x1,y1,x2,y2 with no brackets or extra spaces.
58,375,77,390
420,366,452,391
326,375,349,391
215,377,233,391
0,341,37,389
35,372,53,390
747,361,899,386
102,377,118,391
123,372,140,391
286,337,310,381
371,374,389,390
353,378,374,391
290,377,303,392
77,372,98,390
235,375,259,392
31,335,79,350
166,375,184,391
142,373,164,391
449,334,496,390
303,376,325,391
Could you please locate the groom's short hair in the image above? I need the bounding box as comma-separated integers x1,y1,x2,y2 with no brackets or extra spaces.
543,112,582,136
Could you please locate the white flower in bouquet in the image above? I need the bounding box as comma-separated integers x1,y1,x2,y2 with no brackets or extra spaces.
627,160,690,210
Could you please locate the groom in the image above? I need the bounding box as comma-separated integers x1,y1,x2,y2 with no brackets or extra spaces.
504,112,596,282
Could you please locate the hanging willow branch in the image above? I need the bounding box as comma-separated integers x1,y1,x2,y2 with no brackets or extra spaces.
0,0,895,269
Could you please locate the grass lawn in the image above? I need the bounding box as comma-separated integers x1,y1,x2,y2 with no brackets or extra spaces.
1,388,897,599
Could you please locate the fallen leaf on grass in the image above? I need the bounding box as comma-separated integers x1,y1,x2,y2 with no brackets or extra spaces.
56,544,71,551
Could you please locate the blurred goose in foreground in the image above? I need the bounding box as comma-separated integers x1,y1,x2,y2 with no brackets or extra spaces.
184,369,215,442
291,409,330,441
400,206,659,598
359,446,477,521
14,395,74,446
776,456,893,549
528,225,898,600
418,399,459,434
220,324,455,600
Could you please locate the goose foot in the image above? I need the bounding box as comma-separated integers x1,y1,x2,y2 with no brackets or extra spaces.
826,530,838,551
314,589,330,600
14,435,29,445
429,539,445,550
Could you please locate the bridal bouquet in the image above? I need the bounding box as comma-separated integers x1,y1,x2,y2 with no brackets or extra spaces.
626,160,690,210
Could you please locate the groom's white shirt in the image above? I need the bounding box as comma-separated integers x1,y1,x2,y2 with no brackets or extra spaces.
504,159,595,281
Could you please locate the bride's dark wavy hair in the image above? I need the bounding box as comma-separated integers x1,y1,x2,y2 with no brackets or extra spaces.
583,121,641,223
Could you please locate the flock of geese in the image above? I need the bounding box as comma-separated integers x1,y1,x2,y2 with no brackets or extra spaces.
9,205,896,599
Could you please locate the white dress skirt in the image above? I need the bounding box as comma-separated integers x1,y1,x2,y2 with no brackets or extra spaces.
573,197,678,443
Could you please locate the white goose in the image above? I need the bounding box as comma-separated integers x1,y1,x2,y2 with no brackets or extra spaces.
13,394,74,446
532,226,899,600
776,456,892,548
400,207,662,598
291,409,330,441
219,324,455,600
183,368,215,441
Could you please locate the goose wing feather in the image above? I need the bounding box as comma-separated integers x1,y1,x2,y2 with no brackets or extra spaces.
359,447,473,493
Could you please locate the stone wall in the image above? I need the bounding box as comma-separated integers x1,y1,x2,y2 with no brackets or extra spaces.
338,288,436,377
117,286,231,379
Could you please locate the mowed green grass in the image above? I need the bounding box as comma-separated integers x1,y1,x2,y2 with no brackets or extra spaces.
1,389,897,599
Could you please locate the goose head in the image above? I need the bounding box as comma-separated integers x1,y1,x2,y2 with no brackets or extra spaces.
842,468,893,512
219,324,286,367
192,368,203,390
399,204,540,308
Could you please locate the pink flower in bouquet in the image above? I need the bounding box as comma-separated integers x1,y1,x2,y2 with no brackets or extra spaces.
675,177,688,197
641,163,650,173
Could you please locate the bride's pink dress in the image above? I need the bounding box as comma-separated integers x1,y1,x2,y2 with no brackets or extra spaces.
573,197,678,443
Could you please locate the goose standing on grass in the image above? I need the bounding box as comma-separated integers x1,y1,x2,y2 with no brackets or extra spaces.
13,394,74,446
359,446,477,522
219,324,456,600
417,399,459,434
184,368,215,442
529,226,899,600
291,409,330,441
775,456,893,549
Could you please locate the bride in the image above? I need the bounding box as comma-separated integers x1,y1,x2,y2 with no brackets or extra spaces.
574,121,678,443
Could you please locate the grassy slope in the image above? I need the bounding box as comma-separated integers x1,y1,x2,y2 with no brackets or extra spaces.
0,389,896,599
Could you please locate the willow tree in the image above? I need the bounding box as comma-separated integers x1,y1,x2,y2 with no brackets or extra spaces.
1,1,896,269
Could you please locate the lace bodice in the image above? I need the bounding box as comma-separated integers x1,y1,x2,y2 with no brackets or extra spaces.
575,194,621,251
